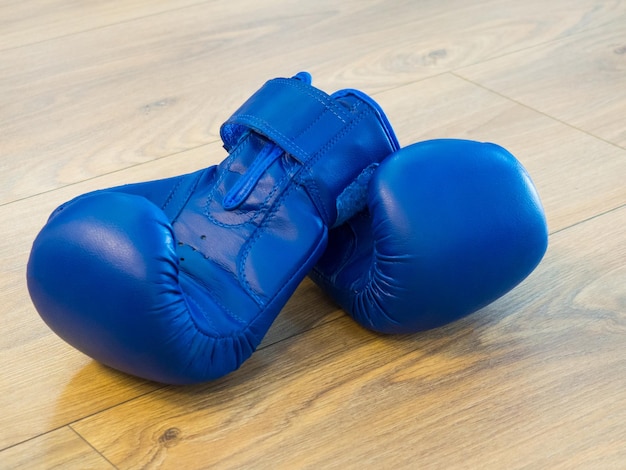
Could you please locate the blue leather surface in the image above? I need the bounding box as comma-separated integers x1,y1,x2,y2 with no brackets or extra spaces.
26,74,399,384
310,139,548,334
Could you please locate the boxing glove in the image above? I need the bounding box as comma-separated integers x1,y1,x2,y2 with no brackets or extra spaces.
26,72,400,384
310,139,548,334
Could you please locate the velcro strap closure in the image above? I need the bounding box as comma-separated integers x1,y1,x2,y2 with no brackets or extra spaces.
220,76,352,164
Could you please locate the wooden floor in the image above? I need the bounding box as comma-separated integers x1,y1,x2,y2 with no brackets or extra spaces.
1,1,625,468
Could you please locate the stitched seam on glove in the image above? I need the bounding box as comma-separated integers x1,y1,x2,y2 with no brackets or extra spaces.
288,103,343,151
160,176,184,213
202,135,266,228
203,165,291,230
165,172,203,223
235,113,309,159
236,105,373,304
243,211,328,326
237,180,301,307
222,144,284,210
179,273,249,339
297,103,370,225
270,77,348,123
180,292,222,336
222,94,344,210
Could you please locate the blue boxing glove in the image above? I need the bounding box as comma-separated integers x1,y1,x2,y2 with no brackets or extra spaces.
310,139,548,334
26,73,400,384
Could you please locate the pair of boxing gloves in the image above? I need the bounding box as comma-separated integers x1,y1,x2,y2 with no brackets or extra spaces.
27,73,548,384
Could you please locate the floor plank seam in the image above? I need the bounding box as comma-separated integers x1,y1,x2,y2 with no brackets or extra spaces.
0,315,346,451
258,312,345,352
0,140,221,209
70,384,168,426
0,0,214,55
367,71,454,97
0,425,69,454
547,203,626,237
0,385,165,455
68,425,119,469
448,15,625,80
449,71,626,153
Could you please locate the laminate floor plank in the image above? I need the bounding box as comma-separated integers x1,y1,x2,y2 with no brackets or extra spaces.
0,0,204,51
70,207,626,469
458,19,626,148
2,0,622,204
0,427,114,470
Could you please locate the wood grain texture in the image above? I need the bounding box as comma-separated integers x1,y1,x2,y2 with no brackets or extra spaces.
70,207,626,469
0,0,204,51
1,0,623,204
0,427,114,470
458,19,626,148
1,0,626,468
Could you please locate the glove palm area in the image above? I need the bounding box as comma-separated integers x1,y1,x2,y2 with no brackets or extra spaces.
26,74,399,384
